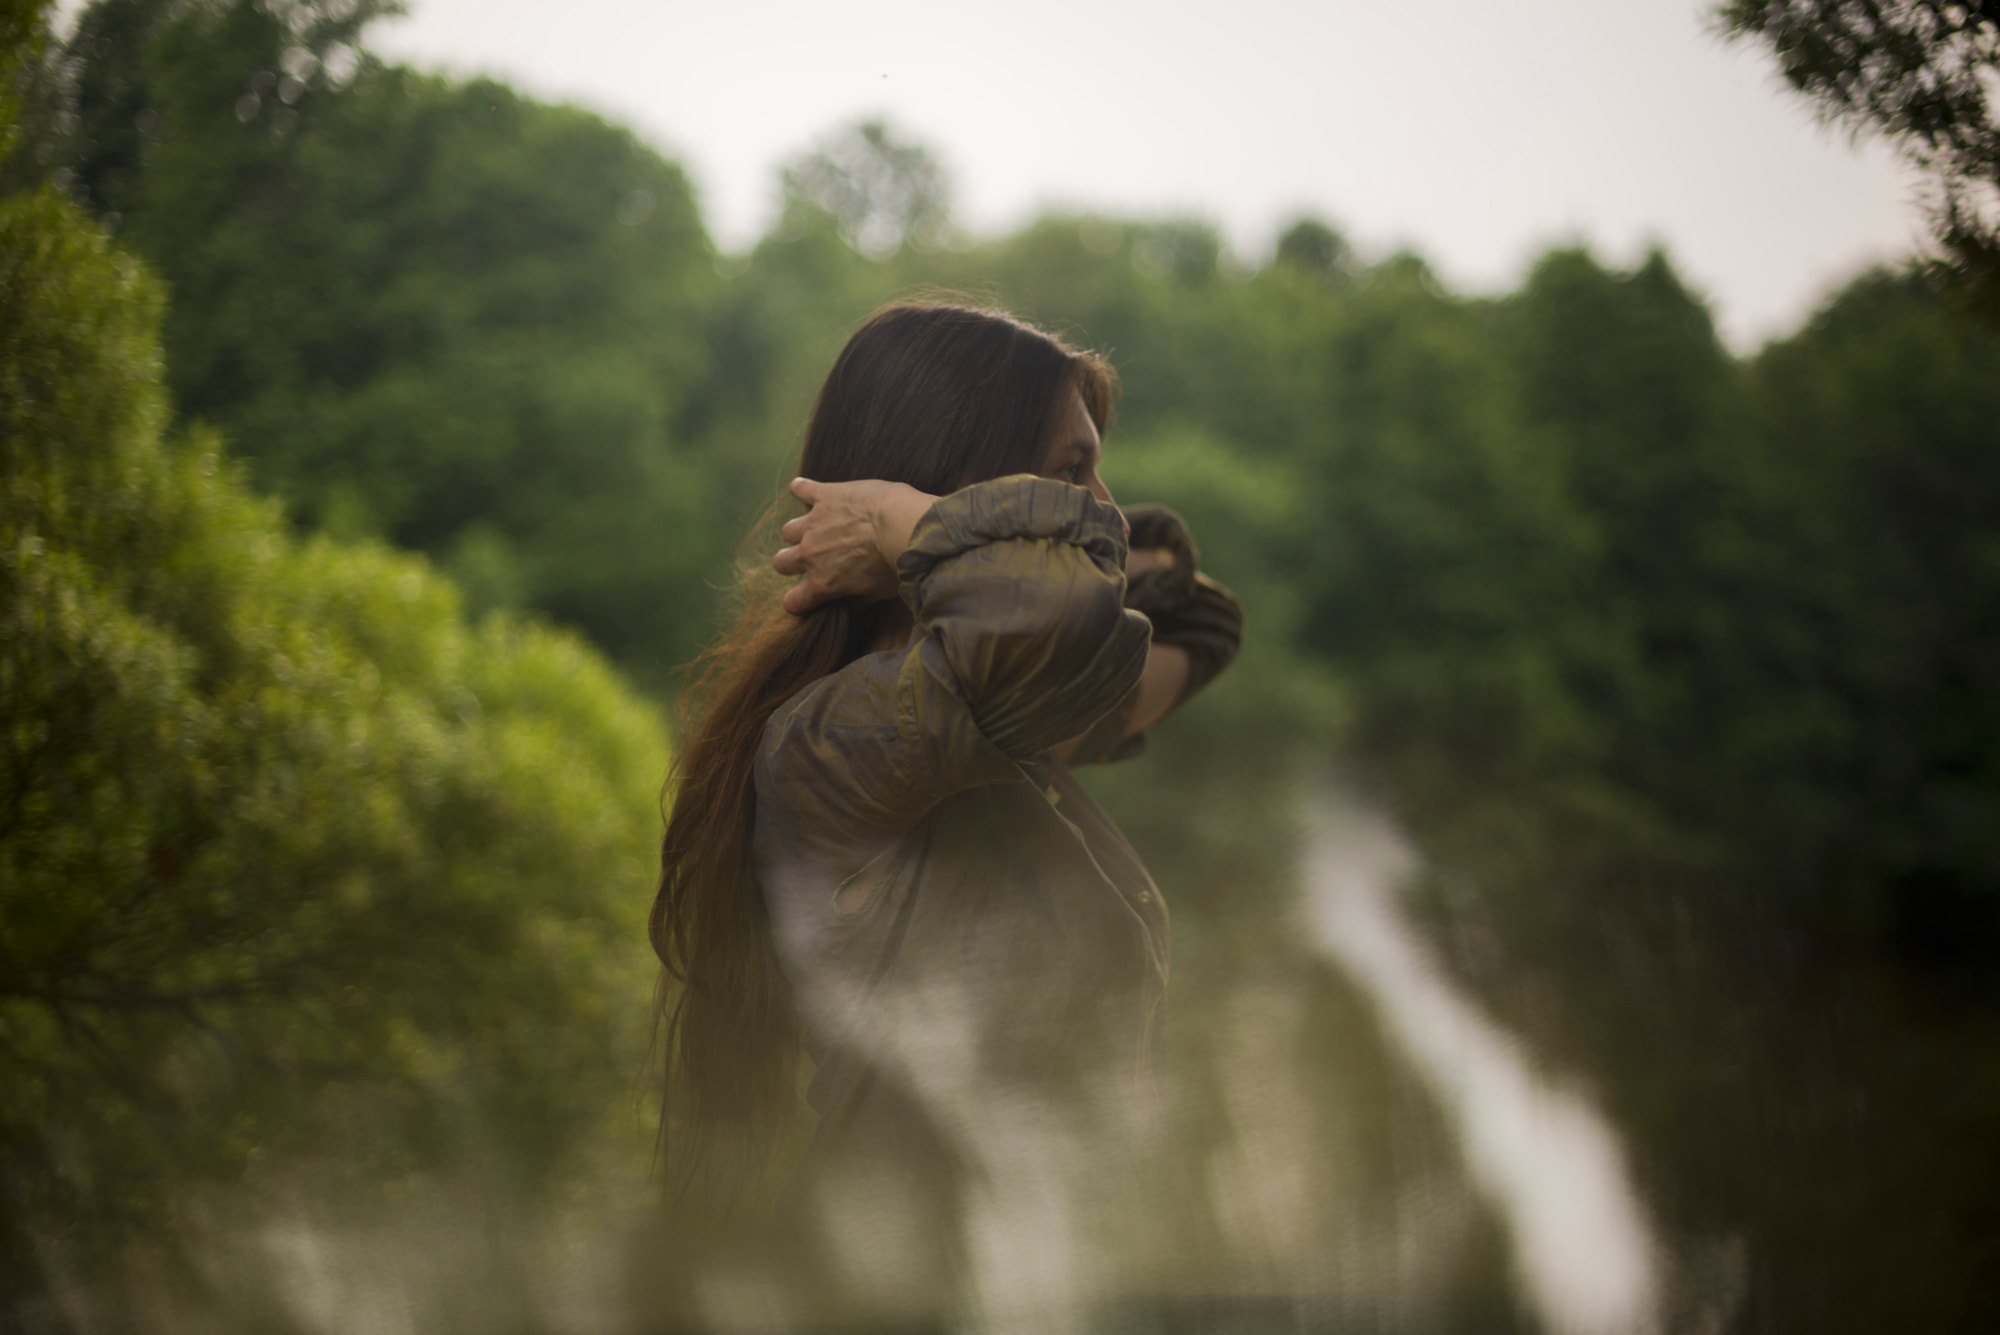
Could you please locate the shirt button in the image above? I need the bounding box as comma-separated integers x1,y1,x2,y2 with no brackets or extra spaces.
1134,890,1152,904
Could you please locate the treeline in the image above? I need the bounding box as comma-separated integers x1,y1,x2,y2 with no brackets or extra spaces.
1,3,668,1322
7,0,2000,1327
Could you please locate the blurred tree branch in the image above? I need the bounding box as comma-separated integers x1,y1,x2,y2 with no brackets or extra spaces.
1717,0,2000,312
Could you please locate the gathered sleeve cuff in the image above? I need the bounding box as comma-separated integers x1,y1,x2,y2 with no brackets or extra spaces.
897,474,1131,585
1064,503,1245,766
895,476,1153,766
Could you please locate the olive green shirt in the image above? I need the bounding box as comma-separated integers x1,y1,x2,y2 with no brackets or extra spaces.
753,475,1241,1177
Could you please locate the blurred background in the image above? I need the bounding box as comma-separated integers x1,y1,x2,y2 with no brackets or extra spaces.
4,0,1998,1330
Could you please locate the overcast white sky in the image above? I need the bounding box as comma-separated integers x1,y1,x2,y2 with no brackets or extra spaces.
367,0,1918,351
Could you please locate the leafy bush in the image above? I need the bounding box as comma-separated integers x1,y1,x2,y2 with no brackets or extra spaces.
0,183,666,1315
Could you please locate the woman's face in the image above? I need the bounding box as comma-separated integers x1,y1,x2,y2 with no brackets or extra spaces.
1039,384,1122,528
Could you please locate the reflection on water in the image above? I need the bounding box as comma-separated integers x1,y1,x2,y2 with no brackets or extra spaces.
41,799,1694,1334
1302,796,1663,1335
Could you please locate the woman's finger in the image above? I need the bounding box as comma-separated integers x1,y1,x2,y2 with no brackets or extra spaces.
788,476,821,506
781,579,821,616
774,543,804,576
780,514,806,544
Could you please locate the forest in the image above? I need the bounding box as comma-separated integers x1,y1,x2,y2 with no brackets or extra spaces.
4,0,1999,1330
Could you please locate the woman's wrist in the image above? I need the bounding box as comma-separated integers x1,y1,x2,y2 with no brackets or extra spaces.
777,477,937,613
870,482,937,570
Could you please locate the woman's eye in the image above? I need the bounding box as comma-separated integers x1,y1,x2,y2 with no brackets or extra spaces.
1058,464,1082,482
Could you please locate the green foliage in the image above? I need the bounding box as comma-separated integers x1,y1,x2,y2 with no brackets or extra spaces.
1743,270,2000,920
1273,216,1355,282
0,184,666,1313
17,0,719,685
1323,248,1758,868
0,0,42,158
1718,0,2000,313
1370,258,2000,1326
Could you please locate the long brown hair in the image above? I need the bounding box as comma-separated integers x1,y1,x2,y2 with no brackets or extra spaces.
651,301,1116,1198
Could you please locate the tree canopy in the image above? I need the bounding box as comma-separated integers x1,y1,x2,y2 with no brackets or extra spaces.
10,0,720,685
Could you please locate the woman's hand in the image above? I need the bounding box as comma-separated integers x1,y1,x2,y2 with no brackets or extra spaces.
775,477,936,615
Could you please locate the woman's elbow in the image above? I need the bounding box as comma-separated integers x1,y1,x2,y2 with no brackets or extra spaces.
982,607,1152,754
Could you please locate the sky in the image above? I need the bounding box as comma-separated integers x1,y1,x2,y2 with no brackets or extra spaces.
365,0,1921,351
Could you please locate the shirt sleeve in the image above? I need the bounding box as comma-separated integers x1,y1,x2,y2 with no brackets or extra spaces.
755,475,1154,868
1064,502,1246,766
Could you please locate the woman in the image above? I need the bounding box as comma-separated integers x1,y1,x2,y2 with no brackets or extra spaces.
651,301,1242,1316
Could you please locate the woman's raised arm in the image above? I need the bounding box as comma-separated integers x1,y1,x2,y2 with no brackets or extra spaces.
775,477,936,614
764,474,1147,792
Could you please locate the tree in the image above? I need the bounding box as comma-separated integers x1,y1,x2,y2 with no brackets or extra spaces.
13,0,724,684
1273,216,1355,282
0,171,666,1320
1132,216,1224,287
1718,0,2000,310
1340,254,2000,1331
779,117,953,258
